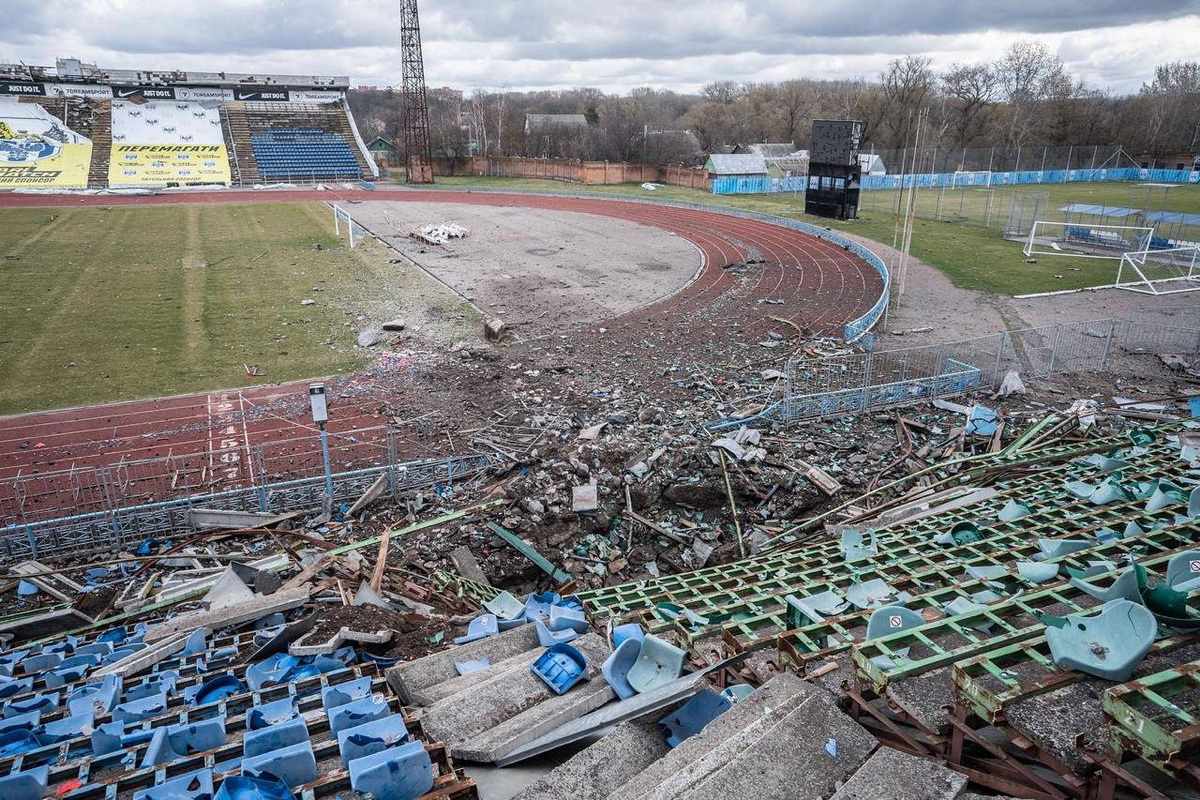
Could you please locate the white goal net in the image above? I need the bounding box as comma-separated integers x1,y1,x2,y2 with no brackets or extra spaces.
1024,220,1154,260
951,170,992,188
1115,246,1200,294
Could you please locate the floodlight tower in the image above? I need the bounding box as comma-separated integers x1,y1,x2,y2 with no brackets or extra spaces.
400,0,434,183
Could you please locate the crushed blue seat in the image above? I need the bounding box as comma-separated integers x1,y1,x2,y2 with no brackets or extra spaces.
143,718,227,767
97,628,127,645
533,619,577,647
190,675,245,705
336,714,410,766
112,692,168,724
0,728,41,757
243,717,308,759
241,740,317,789
127,672,179,702
105,645,146,664
530,643,588,695
45,655,98,688
91,720,128,755
0,678,32,701
74,642,114,658
133,768,214,800
659,689,732,747
347,741,433,800
214,775,294,800
453,614,498,645
36,709,94,745
328,695,390,737
601,638,640,700
611,623,644,648
246,654,300,691
0,765,49,800
321,677,372,712
523,592,559,622
4,692,60,718
483,591,526,621
19,654,61,676
0,710,41,734
549,606,588,634
246,696,298,731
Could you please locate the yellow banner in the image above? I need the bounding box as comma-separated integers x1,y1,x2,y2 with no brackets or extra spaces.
108,144,231,186
0,142,92,188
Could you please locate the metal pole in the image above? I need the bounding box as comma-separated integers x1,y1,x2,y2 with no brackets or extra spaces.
1100,320,1116,371
319,423,334,501
992,332,1006,389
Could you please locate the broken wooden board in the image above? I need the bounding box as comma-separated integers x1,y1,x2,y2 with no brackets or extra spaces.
794,459,843,496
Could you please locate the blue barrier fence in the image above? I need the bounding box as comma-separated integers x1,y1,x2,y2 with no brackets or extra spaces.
712,168,1200,196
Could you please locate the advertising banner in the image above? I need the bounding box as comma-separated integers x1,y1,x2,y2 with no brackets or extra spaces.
0,97,92,188
44,84,113,100
0,82,46,97
107,143,231,186
233,88,290,102
112,86,177,100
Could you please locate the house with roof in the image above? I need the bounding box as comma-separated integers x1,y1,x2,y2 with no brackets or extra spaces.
523,114,590,136
703,153,768,180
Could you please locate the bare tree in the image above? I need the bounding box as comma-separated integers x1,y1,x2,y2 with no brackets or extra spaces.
994,40,1068,147
942,63,998,149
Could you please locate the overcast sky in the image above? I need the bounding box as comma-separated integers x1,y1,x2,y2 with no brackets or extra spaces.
3,1,1199,94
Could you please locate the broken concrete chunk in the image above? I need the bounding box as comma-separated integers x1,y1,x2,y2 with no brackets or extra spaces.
381,318,407,332
484,317,507,342
572,484,599,513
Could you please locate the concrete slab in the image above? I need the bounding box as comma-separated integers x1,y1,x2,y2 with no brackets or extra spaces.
455,678,616,763
386,624,540,705
449,546,490,586
829,746,968,799
420,633,610,750
607,673,818,800
886,667,956,735
678,693,877,800
420,646,544,705
509,722,671,800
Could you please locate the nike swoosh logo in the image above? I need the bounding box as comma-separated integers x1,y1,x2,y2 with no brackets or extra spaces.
117,89,139,97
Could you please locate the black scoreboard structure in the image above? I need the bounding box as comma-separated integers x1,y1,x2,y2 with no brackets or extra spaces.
805,119,863,220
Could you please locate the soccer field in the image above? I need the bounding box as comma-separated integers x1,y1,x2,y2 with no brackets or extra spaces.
0,202,471,414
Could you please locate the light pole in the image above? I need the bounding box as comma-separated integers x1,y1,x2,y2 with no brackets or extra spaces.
309,384,334,502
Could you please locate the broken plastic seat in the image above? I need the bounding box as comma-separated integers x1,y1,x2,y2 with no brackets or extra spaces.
188,674,245,706
328,695,391,737
1135,562,1200,629
133,768,214,800
0,679,31,701
246,654,300,691
721,684,754,703
453,614,498,645
1016,562,1060,584
625,634,685,694
1144,480,1188,512
143,718,227,768
1081,453,1130,473
522,592,560,622
74,641,114,658
530,643,589,695
246,697,298,731
454,659,489,676
127,672,180,702
113,692,168,724
840,529,877,563
214,775,294,800
658,688,732,748
1166,551,1200,593
549,605,588,634
534,619,578,647
1038,538,1093,558
784,591,848,627
347,740,433,800
37,709,94,745
321,676,372,712
182,629,208,657
2,692,59,718
0,729,41,758
243,718,308,760
865,606,925,640
0,711,42,735
482,591,526,622
19,654,61,676
0,765,49,800
611,623,644,648
336,714,410,766
242,740,317,789
601,638,641,700
1042,599,1156,681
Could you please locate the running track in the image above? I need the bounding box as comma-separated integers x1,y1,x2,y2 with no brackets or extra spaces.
0,188,884,519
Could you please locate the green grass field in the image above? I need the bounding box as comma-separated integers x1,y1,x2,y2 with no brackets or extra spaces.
428,176,1200,295
0,202,473,414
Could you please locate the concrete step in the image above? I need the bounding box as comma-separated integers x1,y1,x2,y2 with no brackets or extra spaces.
671,686,876,800
604,672,817,800
420,633,612,758
829,747,968,800
385,624,540,705
509,721,671,800
417,644,545,705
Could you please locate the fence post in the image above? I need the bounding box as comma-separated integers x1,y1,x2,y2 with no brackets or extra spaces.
386,428,400,500
254,446,269,512
1100,320,1116,371
1047,325,1063,374
992,332,1006,389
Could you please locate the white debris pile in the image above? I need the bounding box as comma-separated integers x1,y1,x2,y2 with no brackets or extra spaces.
412,222,470,245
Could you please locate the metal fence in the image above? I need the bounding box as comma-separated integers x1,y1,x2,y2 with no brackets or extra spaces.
710,319,1200,428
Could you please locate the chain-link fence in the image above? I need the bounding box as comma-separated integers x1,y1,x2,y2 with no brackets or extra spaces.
868,145,1134,176
859,186,1052,236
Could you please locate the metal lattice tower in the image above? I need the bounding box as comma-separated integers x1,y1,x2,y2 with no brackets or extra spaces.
400,0,434,184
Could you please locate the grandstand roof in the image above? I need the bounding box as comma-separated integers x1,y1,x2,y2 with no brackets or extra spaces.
1143,210,1200,226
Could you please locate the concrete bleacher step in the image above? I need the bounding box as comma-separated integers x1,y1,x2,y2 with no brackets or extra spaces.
419,633,612,762
828,747,968,800
510,721,672,800
386,624,540,706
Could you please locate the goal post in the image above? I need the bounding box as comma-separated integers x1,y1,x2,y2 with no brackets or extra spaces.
1115,246,1200,294
1023,220,1155,260
951,170,992,188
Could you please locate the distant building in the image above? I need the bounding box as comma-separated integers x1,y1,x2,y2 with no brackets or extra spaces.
1134,152,1199,171
366,137,398,165
735,143,809,175
524,114,589,136
859,153,886,176
704,154,769,180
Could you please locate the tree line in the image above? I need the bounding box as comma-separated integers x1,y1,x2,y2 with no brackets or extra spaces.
347,42,1200,168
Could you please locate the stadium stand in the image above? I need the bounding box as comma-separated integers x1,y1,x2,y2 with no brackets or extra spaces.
236,102,373,182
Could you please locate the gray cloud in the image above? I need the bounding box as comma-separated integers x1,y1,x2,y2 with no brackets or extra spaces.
0,1,1197,93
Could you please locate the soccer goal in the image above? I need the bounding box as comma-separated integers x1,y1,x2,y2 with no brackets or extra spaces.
951,170,992,188
1115,245,1200,294
1024,220,1154,260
